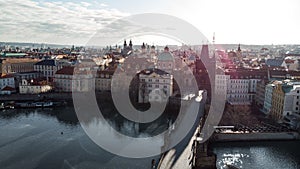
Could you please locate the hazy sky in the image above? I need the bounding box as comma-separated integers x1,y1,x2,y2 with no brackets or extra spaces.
1,0,300,45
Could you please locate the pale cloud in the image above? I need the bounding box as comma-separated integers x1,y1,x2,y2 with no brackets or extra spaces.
99,3,108,7
0,0,129,45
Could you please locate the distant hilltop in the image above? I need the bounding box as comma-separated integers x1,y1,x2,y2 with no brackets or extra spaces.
0,42,72,49
1,41,300,52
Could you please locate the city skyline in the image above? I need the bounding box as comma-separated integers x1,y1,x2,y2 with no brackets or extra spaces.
1,0,300,46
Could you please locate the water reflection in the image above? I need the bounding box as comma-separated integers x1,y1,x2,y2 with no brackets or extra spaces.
217,153,249,169
213,141,300,169
0,107,161,169
0,107,79,125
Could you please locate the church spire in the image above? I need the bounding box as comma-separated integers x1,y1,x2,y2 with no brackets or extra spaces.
129,39,133,49
200,44,209,61
123,40,127,48
164,46,169,52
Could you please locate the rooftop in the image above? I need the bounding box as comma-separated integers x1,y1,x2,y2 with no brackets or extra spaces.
55,66,74,75
1,86,15,91
35,59,57,66
157,51,174,61
266,59,284,67
0,58,39,63
140,68,170,76
0,74,14,79
0,53,27,57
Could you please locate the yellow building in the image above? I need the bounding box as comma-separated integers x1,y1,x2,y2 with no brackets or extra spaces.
271,81,300,121
271,83,286,120
0,58,40,74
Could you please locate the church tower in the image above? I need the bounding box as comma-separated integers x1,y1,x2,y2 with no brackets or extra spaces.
123,40,127,49
237,44,242,62
129,40,133,50
141,42,146,53
195,43,216,100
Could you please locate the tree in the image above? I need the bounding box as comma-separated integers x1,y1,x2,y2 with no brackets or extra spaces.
228,104,252,126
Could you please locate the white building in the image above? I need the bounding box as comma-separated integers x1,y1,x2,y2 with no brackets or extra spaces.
34,59,70,79
281,82,300,117
14,71,42,87
19,79,52,94
138,69,173,103
0,74,15,95
262,82,277,114
0,74,15,90
214,70,266,105
215,74,230,95
95,70,114,91
54,66,93,92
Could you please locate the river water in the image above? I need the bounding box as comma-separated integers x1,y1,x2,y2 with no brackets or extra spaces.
0,107,162,169
1,106,300,169
213,141,300,169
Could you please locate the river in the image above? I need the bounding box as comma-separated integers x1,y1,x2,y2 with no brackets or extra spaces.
0,107,162,169
2,106,299,169
213,141,300,169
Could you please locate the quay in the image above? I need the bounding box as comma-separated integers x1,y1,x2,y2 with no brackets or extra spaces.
212,132,299,142
0,93,73,102
0,91,112,103
212,124,299,142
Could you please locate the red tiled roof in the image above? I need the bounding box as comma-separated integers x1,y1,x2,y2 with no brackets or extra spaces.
0,74,14,79
1,86,15,91
97,70,114,75
55,67,75,75
285,59,295,64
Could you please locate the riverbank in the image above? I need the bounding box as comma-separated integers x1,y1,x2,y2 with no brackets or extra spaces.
0,93,73,102
212,132,299,142
0,91,115,103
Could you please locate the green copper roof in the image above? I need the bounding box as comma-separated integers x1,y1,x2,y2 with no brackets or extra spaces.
282,84,293,93
1,53,27,57
157,51,174,61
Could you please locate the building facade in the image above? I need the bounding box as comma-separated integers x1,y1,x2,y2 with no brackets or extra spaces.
254,80,267,108
19,79,52,94
34,59,64,80
95,70,114,91
262,82,276,115
14,71,43,87
54,66,93,92
271,81,300,121
0,74,15,90
214,69,266,105
138,69,173,103
0,58,39,74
